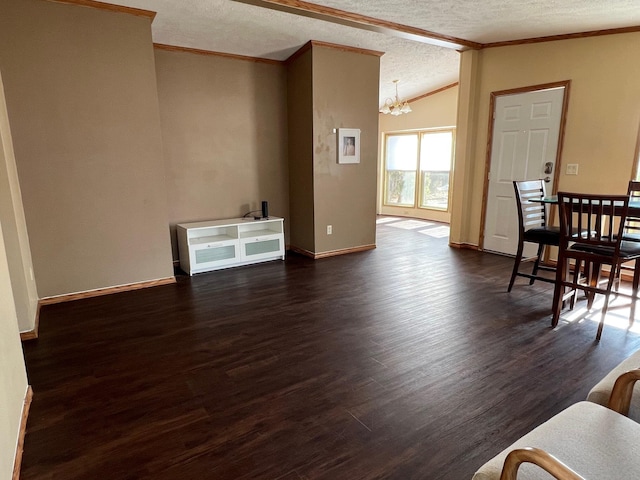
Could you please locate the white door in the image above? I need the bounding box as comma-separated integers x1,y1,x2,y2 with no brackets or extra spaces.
483,87,565,255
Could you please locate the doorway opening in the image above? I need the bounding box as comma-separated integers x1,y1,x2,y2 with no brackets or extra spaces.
379,128,455,224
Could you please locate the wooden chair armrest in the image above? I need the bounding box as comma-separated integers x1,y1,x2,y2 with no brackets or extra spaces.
607,368,640,416
499,447,584,480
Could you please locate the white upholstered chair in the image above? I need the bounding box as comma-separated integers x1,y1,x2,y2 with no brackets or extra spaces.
472,369,640,480
587,349,640,422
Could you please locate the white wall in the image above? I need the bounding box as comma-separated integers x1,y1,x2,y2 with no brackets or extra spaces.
0,67,29,480
0,63,38,333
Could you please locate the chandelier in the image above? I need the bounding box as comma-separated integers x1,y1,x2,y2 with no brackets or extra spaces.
379,80,412,116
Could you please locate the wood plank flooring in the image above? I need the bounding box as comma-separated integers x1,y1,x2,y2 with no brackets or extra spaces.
20,217,640,479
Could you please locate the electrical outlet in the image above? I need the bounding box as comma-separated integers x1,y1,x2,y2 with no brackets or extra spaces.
566,163,579,175
327,225,332,235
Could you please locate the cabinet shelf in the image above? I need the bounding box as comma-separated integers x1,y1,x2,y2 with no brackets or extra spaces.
190,234,236,245
177,217,285,275
239,229,280,239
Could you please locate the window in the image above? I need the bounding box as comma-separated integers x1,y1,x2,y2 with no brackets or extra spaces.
383,129,455,211
419,131,454,209
384,134,418,206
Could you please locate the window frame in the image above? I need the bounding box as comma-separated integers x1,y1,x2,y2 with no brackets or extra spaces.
382,127,455,213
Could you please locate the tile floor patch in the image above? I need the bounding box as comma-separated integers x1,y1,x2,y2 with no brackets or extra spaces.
420,226,450,238
376,217,401,224
388,220,434,230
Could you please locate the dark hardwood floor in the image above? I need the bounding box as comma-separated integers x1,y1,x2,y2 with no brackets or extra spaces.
20,217,640,479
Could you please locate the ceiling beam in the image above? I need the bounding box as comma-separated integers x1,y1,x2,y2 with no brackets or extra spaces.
233,0,481,51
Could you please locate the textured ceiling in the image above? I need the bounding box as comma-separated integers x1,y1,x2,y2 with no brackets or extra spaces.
96,0,640,106
316,0,640,43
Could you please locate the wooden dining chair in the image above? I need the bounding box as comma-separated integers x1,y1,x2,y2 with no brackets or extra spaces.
614,180,640,322
508,180,559,292
624,180,640,242
552,192,640,340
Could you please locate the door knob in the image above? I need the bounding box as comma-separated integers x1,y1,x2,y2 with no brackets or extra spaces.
544,162,553,174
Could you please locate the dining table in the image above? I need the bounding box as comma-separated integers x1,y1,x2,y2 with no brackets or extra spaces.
538,195,640,213
536,193,640,329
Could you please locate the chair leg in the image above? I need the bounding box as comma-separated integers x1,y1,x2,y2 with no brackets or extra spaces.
529,243,545,285
630,260,640,328
596,272,618,341
552,256,568,327
569,259,581,310
614,263,623,298
586,262,601,310
597,309,606,341
508,240,525,292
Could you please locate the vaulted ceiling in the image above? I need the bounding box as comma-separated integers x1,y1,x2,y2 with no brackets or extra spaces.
96,0,640,106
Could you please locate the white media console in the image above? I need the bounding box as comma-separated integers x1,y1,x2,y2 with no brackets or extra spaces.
177,217,285,275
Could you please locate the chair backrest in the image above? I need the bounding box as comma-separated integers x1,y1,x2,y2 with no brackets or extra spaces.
625,181,640,237
513,180,549,233
557,192,629,252
627,180,640,198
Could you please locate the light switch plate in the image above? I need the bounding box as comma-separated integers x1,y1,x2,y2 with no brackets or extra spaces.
566,164,579,175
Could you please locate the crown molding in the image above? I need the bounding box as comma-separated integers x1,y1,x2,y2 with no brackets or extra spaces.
45,0,156,20
285,40,384,65
483,25,640,49
408,82,459,103
154,43,283,65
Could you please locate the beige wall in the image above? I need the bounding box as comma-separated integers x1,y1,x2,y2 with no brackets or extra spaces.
0,71,29,480
154,49,289,259
0,69,38,332
378,85,459,223
286,44,380,255
450,50,480,247
287,49,315,253
451,33,640,248
0,0,174,297
310,45,380,254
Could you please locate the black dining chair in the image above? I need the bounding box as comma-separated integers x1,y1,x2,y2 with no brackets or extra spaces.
552,192,640,340
623,180,640,242
614,180,640,322
508,180,559,292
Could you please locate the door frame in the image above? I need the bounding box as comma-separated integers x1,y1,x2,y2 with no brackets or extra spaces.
479,80,571,251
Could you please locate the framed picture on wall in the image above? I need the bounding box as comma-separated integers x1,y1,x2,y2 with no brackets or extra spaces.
337,128,360,164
